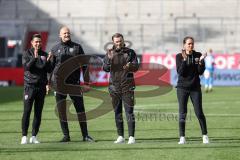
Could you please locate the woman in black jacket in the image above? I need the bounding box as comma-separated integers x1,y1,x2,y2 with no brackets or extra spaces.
21,34,52,144
176,36,209,144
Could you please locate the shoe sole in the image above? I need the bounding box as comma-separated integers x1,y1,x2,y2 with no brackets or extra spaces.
178,142,186,144
114,141,125,144
29,142,40,144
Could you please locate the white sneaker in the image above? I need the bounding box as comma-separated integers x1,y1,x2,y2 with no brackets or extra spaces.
178,136,186,144
203,135,209,144
114,136,125,144
21,136,27,144
29,136,40,144
128,136,135,144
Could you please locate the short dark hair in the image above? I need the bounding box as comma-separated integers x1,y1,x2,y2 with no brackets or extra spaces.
31,33,41,40
112,33,124,41
183,36,194,44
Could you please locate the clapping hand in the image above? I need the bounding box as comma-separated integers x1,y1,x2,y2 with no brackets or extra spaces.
123,62,130,70
34,49,38,58
107,49,114,60
200,52,207,61
181,50,187,60
47,52,53,61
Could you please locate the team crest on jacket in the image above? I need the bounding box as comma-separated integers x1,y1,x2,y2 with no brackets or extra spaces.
40,56,46,61
24,94,28,100
195,58,199,64
69,48,74,53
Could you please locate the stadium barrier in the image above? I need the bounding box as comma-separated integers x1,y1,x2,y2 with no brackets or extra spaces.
1,53,240,86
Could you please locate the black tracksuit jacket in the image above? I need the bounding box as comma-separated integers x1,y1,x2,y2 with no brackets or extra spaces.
176,50,205,90
49,40,89,86
22,48,52,86
103,47,139,93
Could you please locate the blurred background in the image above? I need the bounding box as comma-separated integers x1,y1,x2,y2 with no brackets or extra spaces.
0,0,240,86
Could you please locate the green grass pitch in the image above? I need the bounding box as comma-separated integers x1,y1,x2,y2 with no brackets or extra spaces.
0,86,240,160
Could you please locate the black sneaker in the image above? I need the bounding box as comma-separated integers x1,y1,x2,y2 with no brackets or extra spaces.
83,135,94,142
60,136,70,142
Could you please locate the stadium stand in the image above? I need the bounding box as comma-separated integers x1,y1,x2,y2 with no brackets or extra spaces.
1,0,240,86
1,0,240,55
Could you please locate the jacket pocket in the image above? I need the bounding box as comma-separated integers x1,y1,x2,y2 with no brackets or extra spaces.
24,71,39,84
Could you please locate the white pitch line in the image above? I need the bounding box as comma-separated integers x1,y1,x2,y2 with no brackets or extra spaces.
135,100,240,108
198,113,239,116
135,111,240,116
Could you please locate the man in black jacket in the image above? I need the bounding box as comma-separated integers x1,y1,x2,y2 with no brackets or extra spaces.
103,33,139,144
48,26,94,142
21,34,52,144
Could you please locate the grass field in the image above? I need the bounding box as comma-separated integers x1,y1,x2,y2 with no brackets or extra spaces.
0,86,240,160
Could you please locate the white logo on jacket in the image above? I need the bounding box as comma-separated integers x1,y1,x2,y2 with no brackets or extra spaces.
40,56,46,61
69,48,74,53
24,94,28,100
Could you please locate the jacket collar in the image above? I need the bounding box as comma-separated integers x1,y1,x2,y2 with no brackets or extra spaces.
60,39,72,46
30,48,42,55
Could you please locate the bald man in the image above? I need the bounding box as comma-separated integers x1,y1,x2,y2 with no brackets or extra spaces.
49,26,94,142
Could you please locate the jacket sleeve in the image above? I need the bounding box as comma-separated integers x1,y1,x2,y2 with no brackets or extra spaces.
22,50,37,71
77,45,90,84
176,53,187,76
47,60,55,85
78,45,85,55
198,59,205,75
45,61,52,73
127,50,139,72
82,64,90,84
44,55,55,74
103,54,111,72
46,49,57,85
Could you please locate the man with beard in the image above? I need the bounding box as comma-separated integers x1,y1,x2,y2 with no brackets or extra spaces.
103,33,139,144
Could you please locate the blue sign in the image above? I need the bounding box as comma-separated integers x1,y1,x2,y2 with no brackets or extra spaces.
171,69,240,86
